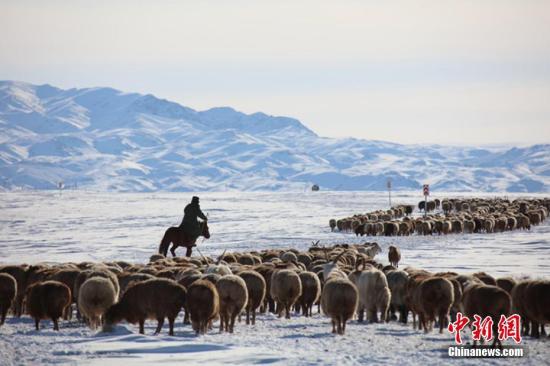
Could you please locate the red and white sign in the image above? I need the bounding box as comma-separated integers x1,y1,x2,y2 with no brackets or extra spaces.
423,184,429,196
448,312,522,345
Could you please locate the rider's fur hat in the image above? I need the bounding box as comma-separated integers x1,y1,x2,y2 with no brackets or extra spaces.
191,196,199,203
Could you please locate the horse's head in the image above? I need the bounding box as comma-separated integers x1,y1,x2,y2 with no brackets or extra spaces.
201,220,211,239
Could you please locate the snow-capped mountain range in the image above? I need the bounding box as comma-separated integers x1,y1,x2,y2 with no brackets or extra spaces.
0,80,548,192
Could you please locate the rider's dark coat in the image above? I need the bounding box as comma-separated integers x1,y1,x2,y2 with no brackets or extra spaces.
179,201,207,239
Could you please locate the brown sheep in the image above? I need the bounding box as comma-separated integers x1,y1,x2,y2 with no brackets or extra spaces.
528,211,541,225
494,217,507,232
430,274,463,323
187,279,220,335
441,221,452,235
463,220,475,233
149,254,165,263
484,219,495,233
386,269,409,323
238,270,266,325
103,278,186,336
280,251,298,264
298,271,321,317
0,273,17,325
451,220,463,234
202,273,222,286
510,281,530,335
321,278,358,335
463,283,511,348
388,246,401,268
473,272,497,286
507,217,517,231
118,273,156,295
517,215,530,230
453,274,483,292
405,272,432,329
237,253,256,266
0,265,27,317
414,277,454,333
354,224,366,236
297,253,313,268
49,268,81,320
25,280,71,331
383,222,399,236
270,269,302,319
420,221,432,235
442,201,451,214
496,277,516,295
522,280,550,338
398,221,412,236
216,275,248,333
511,280,546,338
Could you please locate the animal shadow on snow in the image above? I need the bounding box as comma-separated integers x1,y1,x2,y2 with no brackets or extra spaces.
91,343,229,355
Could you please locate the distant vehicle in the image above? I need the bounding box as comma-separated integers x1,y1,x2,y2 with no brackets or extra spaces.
311,184,320,191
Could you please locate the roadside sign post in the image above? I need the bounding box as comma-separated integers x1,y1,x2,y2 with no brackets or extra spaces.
387,178,392,208
423,184,429,217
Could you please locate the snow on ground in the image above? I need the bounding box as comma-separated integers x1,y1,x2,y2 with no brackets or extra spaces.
0,190,549,365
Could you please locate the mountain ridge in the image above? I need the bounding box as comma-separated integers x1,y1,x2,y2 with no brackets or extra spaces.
0,80,548,192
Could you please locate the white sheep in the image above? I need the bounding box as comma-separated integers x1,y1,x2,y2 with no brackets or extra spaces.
357,268,391,322
78,277,118,330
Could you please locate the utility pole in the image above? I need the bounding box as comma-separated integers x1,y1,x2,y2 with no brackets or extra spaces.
387,178,392,208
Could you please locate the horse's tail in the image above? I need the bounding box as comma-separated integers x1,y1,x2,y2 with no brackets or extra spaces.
159,229,171,256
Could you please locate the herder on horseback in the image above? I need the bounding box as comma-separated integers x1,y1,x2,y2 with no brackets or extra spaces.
179,196,207,241
158,196,210,257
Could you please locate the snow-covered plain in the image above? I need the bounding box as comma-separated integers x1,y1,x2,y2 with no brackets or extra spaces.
0,190,549,365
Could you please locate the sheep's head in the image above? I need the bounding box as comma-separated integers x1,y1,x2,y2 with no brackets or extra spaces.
321,251,346,279
369,242,382,255
205,264,232,276
103,303,124,331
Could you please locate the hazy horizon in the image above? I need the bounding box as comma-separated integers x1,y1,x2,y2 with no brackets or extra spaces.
1,0,549,145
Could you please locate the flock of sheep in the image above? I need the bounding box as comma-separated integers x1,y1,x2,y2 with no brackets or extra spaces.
0,241,548,348
330,197,549,236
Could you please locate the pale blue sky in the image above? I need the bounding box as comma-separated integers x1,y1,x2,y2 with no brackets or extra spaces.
1,0,549,145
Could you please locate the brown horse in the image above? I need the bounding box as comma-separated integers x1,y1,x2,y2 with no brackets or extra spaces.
158,221,210,257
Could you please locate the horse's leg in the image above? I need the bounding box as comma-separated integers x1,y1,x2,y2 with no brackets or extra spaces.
186,246,192,257
170,243,177,257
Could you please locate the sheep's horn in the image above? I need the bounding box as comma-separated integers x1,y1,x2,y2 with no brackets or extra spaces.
216,249,227,265
195,247,208,263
